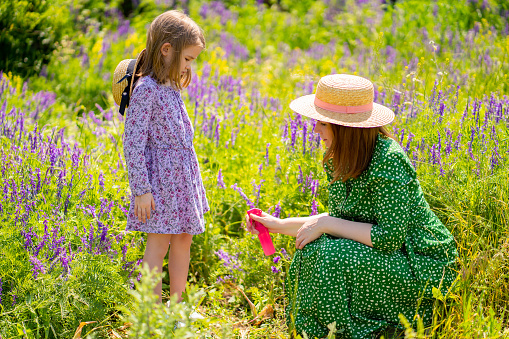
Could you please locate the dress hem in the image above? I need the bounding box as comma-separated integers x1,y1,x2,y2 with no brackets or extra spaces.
125,228,205,235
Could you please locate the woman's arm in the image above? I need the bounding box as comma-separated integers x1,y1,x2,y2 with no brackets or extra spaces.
247,212,373,249
246,212,328,237
295,215,373,249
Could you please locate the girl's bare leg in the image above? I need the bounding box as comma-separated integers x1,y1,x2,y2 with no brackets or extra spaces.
142,233,172,303
168,233,193,302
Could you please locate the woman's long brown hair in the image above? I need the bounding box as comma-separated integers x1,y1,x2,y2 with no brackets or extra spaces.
136,10,205,90
323,124,393,183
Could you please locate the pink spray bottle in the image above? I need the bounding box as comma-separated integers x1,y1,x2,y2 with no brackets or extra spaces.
247,208,275,256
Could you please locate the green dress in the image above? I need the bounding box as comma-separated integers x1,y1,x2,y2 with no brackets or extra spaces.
286,134,457,339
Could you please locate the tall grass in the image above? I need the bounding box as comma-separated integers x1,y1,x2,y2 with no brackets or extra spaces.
0,0,508,337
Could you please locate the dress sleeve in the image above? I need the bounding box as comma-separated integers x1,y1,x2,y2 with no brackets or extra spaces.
123,81,154,197
369,151,414,254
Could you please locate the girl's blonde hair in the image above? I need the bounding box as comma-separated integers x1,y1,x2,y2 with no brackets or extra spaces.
137,10,205,90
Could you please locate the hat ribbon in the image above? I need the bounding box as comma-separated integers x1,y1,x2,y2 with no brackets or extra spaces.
116,72,132,85
116,58,138,115
314,97,373,114
118,74,132,116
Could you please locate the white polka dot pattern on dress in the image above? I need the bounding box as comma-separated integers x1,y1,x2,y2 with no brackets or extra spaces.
286,134,457,339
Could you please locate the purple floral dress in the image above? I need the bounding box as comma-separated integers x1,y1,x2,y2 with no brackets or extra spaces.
123,75,209,235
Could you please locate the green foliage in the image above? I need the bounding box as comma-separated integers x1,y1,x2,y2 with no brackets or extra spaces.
123,264,223,338
0,0,126,79
1,0,509,338
0,250,135,338
0,0,71,77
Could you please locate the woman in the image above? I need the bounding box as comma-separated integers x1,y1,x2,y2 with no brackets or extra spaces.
246,74,457,339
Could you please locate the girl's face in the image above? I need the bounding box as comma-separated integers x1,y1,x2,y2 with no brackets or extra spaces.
313,120,334,148
179,45,203,76
160,43,203,78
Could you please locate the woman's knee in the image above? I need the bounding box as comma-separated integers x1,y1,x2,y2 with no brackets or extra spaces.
322,238,369,269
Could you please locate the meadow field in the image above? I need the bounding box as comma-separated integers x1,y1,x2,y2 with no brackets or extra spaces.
0,0,508,337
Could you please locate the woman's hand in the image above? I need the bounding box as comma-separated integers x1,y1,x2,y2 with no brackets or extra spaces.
245,211,282,234
134,192,156,223
295,215,327,249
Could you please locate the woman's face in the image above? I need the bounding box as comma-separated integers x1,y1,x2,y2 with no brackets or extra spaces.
313,120,334,148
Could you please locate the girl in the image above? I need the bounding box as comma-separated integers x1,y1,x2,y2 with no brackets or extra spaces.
247,74,457,338
123,10,209,304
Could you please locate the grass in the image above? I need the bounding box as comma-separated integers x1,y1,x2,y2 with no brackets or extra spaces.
0,0,508,337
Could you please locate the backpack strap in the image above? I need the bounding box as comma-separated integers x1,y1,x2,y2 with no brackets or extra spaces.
117,59,137,115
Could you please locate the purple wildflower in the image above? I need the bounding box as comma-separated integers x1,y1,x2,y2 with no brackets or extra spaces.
71,145,81,168
473,99,482,125
87,223,94,251
215,249,233,267
490,145,500,172
118,202,128,217
60,253,70,275
21,227,37,251
438,103,446,123
121,244,128,262
98,172,105,190
290,119,298,148
404,132,415,153
271,266,280,274
454,133,463,150
252,179,265,205
48,144,59,167
444,129,453,157
297,165,304,184
29,256,45,279
231,183,255,209
216,275,236,283
310,179,319,197
217,169,226,189
302,124,307,154
468,127,476,160
219,33,249,60
273,256,281,264
273,202,281,218
105,108,113,121
215,249,243,275
399,128,405,146
214,119,220,145
34,221,49,257
311,199,318,216
265,143,271,166
430,144,441,165
437,131,442,153
303,173,314,193
282,122,288,140
230,130,237,147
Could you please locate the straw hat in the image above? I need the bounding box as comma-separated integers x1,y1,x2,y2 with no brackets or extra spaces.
289,74,394,128
112,49,145,115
